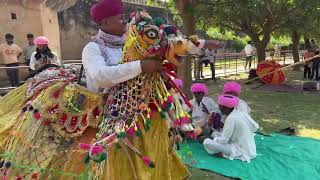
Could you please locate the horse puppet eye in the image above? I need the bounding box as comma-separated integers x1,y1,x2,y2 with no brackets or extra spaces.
145,29,158,39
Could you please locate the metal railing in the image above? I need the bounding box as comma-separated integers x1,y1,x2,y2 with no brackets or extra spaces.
192,50,306,80
0,50,307,93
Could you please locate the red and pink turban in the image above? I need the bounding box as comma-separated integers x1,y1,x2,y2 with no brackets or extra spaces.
90,0,124,23
173,79,183,89
191,83,208,95
218,94,239,108
223,81,241,95
34,36,49,45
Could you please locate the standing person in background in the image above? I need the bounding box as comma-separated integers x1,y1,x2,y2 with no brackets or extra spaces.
193,48,205,80
29,36,61,71
0,33,22,87
244,41,253,70
205,48,216,82
303,48,314,79
22,33,37,72
311,51,320,80
274,43,281,60
310,39,319,52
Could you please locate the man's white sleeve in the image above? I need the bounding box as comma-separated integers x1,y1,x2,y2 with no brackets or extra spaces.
208,98,221,114
82,43,142,89
216,116,235,144
29,52,36,70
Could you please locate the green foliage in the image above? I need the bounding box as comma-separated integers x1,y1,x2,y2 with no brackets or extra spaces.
269,35,292,48
206,27,248,52
274,0,320,39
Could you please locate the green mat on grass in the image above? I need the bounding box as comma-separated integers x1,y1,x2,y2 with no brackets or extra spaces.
178,134,320,180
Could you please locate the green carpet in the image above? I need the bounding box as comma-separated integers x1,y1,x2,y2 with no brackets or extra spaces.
178,134,320,180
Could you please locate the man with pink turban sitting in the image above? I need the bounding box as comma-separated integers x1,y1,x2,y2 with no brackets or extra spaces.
187,83,221,134
203,95,259,163
223,81,251,115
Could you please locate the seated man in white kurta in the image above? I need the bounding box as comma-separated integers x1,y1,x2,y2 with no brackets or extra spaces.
186,83,221,135
203,94,259,163
223,81,251,115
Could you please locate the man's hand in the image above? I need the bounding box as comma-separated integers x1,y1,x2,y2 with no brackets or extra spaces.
202,103,209,114
140,60,162,73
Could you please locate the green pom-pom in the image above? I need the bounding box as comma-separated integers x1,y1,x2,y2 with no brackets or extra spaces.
166,102,172,111
99,153,107,162
135,130,141,137
149,161,155,168
117,132,127,139
92,153,107,163
84,154,90,164
116,143,122,149
145,118,151,131
154,17,165,27
160,111,166,119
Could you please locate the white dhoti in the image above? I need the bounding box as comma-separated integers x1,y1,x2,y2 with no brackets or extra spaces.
203,138,241,158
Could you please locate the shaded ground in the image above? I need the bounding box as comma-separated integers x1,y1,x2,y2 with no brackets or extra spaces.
190,69,320,179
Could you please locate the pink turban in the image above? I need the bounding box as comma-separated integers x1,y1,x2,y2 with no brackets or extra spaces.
173,79,183,89
218,94,239,108
34,36,49,45
90,0,124,23
223,81,241,95
191,83,208,95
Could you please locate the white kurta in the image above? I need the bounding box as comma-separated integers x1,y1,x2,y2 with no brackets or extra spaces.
186,97,221,127
221,98,251,123
82,42,142,92
237,98,251,115
204,109,259,163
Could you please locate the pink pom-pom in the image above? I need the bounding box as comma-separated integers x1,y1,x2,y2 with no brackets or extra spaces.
180,117,190,124
34,112,41,120
142,156,151,166
186,132,196,139
167,96,173,104
130,12,136,18
91,145,104,155
79,143,90,150
149,111,155,118
127,127,135,137
161,102,166,109
160,24,165,29
174,119,180,126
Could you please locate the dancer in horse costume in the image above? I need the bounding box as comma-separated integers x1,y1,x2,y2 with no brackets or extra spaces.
0,6,201,180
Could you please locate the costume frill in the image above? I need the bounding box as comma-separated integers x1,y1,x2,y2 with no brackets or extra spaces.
0,67,190,179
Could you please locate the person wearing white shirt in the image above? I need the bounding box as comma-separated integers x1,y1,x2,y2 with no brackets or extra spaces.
186,83,221,132
244,41,253,70
22,34,36,72
223,81,251,115
82,9,161,92
205,48,216,81
203,94,259,163
29,36,61,71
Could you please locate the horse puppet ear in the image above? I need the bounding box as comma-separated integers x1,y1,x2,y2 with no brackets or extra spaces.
187,35,206,54
188,35,200,47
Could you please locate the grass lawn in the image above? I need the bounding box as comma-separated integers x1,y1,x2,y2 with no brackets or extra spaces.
189,69,320,179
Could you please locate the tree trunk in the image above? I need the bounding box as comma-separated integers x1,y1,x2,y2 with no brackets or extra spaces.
175,0,196,98
247,33,270,63
304,37,311,49
291,30,300,63
250,38,268,63
255,43,267,62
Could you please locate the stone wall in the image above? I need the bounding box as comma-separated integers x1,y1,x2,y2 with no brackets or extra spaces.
0,0,73,84
58,1,173,60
